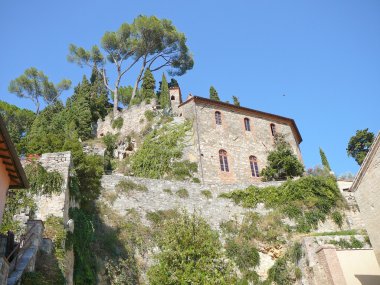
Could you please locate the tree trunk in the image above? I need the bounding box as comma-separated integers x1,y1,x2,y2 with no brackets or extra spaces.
131,59,147,103
113,88,118,117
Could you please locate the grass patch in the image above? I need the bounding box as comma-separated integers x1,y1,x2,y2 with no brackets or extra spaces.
116,179,148,194
329,236,364,249
112,117,123,129
144,110,155,122
201,190,212,199
311,229,358,236
176,188,189,198
146,209,179,225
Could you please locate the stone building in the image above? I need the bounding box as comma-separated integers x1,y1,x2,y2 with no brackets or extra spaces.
351,132,380,265
169,86,303,184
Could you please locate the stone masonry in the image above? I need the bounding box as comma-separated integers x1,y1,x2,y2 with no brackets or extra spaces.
176,94,303,184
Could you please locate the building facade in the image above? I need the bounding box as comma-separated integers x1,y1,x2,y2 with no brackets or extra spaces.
169,87,303,184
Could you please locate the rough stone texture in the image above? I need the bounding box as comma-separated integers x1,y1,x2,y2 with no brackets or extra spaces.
351,132,380,265
180,99,302,184
0,257,9,285
101,174,281,229
34,152,73,223
96,100,157,138
169,87,182,116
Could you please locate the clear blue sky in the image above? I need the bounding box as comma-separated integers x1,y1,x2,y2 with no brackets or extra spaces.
1,0,379,175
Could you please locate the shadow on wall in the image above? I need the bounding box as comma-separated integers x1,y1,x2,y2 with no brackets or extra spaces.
355,275,380,285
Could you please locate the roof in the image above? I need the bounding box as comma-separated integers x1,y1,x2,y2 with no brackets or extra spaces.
178,96,303,144
0,115,29,189
351,132,380,192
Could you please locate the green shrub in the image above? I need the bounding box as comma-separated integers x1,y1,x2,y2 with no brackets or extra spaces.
147,211,237,284
176,188,189,198
350,237,364,248
144,110,155,122
330,237,364,249
261,134,304,181
295,267,302,280
44,215,66,273
146,209,179,225
201,190,212,199
220,176,343,232
163,188,173,195
332,211,344,228
22,272,50,285
225,238,260,271
116,179,148,194
130,120,197,180
192,177,201,183
112,117,123,129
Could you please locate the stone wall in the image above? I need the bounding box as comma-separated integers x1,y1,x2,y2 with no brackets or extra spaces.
351,132,380,265
101,174,282,230
96,100,157,138
180,99,302,184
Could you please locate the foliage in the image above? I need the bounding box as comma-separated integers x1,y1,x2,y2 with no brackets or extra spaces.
232,95,240,106
44,215,66,274
1,162,63,235
0,100,35,153
163,188,173,195
144,110,155,122
130,120,197,180
8,67,71,114
118,85,133,107
147,210,237,284
332,211,343,228
105,257,138,285
146,209,179,225
69,208,96,285
329,237,364,249
201,190,212,199
141,69,156,100
158,73,170,109
220,175,344,232
261,134,304,181
112,117,124,129
21,272,50,285
319,147,331,171
176,188,189,198
170,160,198,180
311,229,357,236
209,86,220,101
116,179,148,194
347,128,375,165
25,161,63,196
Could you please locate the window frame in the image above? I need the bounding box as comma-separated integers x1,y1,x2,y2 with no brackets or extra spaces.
215,111,222,125
244,118,251,131
270,123,276,136
219,149,229,172
249,155,259,177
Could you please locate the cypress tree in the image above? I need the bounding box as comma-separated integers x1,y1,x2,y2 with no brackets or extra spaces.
141,69,156,100
159,73,170,109
209,86,220,101
319,148,331,171
232,96,240,106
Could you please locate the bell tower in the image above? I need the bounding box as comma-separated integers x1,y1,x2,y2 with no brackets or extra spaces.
169,86,182,115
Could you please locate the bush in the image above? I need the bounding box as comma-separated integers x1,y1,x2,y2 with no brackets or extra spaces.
147,211,237,284
144,110,155,122
201,190,212,199
112,117,123,129
261,134,304,181
116,179,148,194
176,188,189,198
220,176,343,232
332,211,344,228
130,120,197,180
163,188,173,195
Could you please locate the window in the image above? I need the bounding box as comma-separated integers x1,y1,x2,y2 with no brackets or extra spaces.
270,123,276,136
249,156,259,177
171,95,175,100
215,111,222,125
244,118,251,131
219,149,229,172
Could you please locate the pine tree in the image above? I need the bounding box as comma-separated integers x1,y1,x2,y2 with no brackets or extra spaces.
232,96,240,106
319,148,331,171
209,86,220,101
90,67,109,121
159,73,170,109
141,69,156,100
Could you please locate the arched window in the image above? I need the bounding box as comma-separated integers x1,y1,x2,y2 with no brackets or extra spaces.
171,95,175,100
215,111,222,125
270,123,276,136
249,156,259,177
219,149,229,172
244,118,251,131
